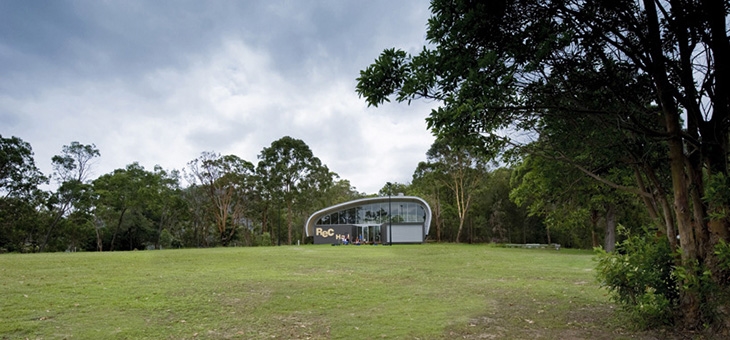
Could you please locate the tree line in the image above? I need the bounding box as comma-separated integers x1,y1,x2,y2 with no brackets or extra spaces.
0,136,361,252
2,132,638,253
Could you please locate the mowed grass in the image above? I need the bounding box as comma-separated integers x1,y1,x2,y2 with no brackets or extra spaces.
1,244,657,339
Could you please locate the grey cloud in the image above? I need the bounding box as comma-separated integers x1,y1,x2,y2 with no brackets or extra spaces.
1,0,435,194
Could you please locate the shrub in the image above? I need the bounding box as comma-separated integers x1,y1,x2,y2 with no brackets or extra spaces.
255,232,273,247
594,226,677,328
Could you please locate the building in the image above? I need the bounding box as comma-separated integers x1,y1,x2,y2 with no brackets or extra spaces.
304,195,432,244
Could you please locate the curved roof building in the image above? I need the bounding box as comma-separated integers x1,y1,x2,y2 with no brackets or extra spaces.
305,195,432,244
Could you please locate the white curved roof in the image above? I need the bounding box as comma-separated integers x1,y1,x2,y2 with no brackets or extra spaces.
304,196,432,237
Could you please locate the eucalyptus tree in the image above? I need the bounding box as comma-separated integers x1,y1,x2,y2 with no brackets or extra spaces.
357,0,730,328
148,166,186,249
0,135,47,252
377,181,410,197
256,137,333,245
473,167,532,244
186,152,255,246
322,178,363,207
0,135,47,198
411,161,446,242
40,142,99,252
425,138,489,243
179,184,211,247
93,162,154,251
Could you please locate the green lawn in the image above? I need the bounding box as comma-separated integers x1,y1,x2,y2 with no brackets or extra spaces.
1,244,662,339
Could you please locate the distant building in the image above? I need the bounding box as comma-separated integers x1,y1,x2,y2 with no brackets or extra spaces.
304,195,432,244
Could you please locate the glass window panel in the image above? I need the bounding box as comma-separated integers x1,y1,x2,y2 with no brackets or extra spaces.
392,205,397,222
356,206,364,224
363,204,373,223
377,204,386,223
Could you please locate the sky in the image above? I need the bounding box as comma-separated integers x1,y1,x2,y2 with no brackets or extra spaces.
0,0,438,195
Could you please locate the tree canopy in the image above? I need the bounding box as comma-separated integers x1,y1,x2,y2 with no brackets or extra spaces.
256,136,333,245
357,0,730,331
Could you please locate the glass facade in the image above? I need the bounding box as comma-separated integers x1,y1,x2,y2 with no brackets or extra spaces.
306,196,431,244
314,201,427,225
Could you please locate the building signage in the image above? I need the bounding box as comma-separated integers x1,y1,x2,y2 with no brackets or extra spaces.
314,225,355,244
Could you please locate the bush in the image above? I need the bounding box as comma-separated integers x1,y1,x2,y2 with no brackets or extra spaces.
594,226,677,328
255,232,273,247
715,239,730,284
159,229,174,249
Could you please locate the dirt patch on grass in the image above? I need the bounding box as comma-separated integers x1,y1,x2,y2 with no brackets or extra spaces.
442,296,680,340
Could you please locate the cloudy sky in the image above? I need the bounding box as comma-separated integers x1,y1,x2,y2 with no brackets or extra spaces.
1,0,438,194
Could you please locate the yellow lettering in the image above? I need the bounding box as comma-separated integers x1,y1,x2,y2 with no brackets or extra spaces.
315,228,336,238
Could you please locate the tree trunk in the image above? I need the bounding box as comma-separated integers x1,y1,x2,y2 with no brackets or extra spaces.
287,200,293,245
644,164,678,251
434,190,442,242
95,225,103,252
643,0,701,326
261,206,268,234
110,207,127,251
591,210,599,248
456,218,466,243
39,200,71,252
633,166,660,221
604,204,616,253
546,226,551,245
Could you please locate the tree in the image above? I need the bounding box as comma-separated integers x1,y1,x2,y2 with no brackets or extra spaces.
475,167,533,244
179,184,211,247
185,152,255,246
425,138,489,243
357,0,730,329
0,135,47,252
412,162,446,242
0,135,47,199
322,178,363,207
93,163,150,251
510,154,645,250
41,142,99,252
257,137,332,245
147,166,186,249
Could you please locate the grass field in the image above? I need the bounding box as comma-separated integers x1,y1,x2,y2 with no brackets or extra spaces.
1,244,667,339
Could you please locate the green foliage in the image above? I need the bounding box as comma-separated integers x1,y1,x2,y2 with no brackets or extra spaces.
158,229,174,249
254,232,273,247
716,240,730,276
672,255,730,329
256,136,334,244
0,135,47,198
704,173,730,220
594,227,677,328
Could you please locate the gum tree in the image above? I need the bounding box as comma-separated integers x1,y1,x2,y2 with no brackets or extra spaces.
424,137,489,243
41,142,99,252
0,135,47,252
185,152,255,246
256,137,332,245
